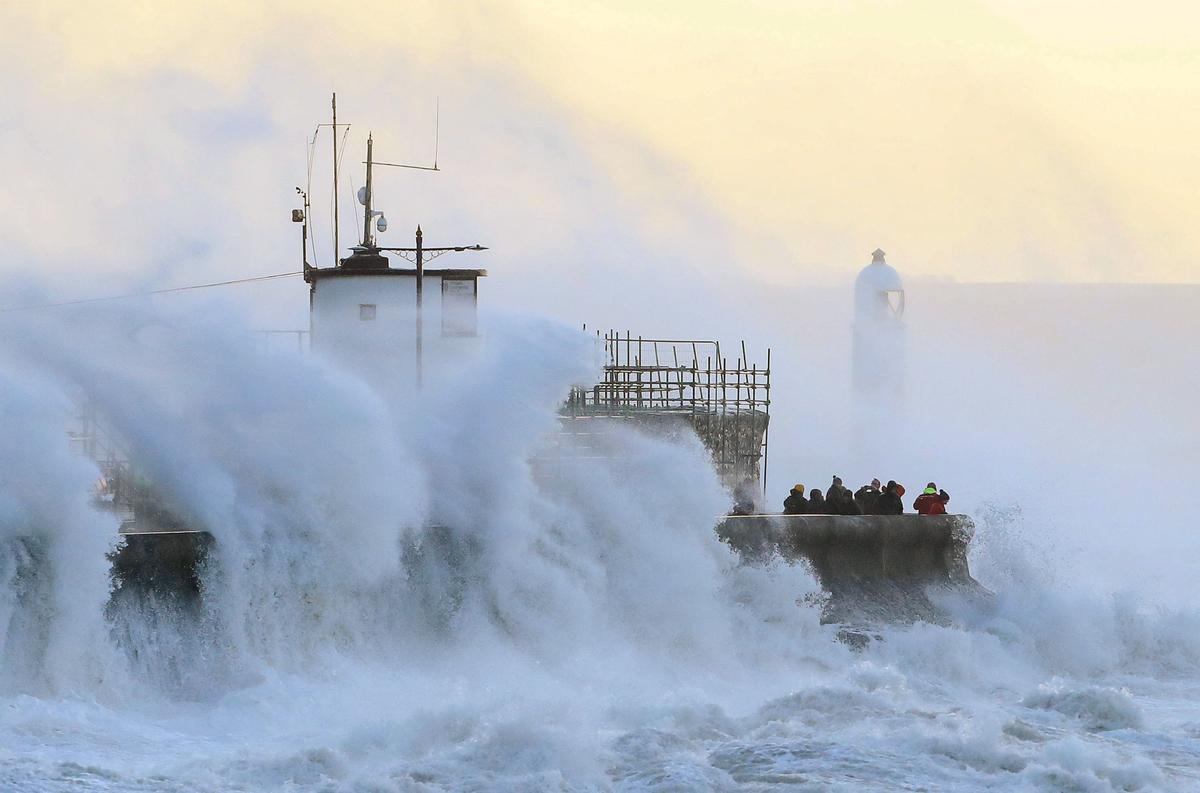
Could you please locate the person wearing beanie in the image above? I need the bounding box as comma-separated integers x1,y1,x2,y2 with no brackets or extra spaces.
827,475,852,506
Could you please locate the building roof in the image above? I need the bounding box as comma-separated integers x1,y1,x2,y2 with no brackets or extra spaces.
304,265,487,285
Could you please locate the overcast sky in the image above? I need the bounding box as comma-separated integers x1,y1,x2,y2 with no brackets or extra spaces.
2,0,1199,306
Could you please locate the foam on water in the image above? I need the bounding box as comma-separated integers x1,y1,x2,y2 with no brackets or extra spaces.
0,306,1198,792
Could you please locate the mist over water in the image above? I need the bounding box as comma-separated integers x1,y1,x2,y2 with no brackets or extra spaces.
1,3,1197,786
0,301,1198,792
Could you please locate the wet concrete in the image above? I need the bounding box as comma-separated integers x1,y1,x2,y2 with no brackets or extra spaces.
717,514,990,625
108,532,212,599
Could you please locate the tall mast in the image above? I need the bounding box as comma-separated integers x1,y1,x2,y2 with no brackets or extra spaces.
332,93,340,262
362,133,374,248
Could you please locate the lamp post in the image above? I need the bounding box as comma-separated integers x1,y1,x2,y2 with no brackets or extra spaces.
355,126,485,388
377,232,487,388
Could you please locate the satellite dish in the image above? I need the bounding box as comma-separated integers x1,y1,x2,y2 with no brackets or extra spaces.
376,214,388,232
357,186,368,206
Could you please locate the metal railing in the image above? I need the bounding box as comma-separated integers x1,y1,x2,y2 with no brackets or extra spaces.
251,329,309,354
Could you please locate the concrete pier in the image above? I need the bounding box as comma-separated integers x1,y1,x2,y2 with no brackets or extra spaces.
109,531,211,598
717,514,988,624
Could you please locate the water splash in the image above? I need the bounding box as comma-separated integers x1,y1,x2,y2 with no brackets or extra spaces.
0,305,1197,790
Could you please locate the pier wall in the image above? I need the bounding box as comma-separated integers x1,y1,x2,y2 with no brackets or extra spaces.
718,514,986,624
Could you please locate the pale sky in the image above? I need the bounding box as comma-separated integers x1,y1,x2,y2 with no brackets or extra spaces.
3,0,1199,288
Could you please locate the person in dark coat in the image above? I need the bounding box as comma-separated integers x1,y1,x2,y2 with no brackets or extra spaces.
825,476,854,515
806,488,828,514
730,478,759,516
854,479,882,514
833,492,863,515
876,480,905,515
913,483,951,515
783,484,807,515
827,475,852,505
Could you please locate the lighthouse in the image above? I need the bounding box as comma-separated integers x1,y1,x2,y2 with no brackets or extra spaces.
302,131,486,395
852,248,905,402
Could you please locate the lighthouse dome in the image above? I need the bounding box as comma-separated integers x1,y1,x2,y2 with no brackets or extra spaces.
855,248,903,292
854,248,905,320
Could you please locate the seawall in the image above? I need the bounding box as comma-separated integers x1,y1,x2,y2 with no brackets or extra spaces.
717,514,988,624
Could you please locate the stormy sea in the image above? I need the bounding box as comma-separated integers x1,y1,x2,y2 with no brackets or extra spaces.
0,287,1197,793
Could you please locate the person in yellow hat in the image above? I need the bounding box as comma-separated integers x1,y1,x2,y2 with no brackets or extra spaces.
783,483,807,515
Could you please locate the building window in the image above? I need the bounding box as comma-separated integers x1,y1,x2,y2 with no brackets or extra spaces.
359,304,376,321
441,279,477,336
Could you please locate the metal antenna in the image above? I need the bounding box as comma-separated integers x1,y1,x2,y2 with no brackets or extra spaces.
314,95,351,264
367,101,442,172
332,93,339,262
362,133,375,248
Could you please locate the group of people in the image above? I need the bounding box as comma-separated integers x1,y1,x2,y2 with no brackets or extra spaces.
782,477,950,516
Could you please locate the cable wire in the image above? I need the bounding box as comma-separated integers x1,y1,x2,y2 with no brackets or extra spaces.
0,271,304,313
306,126,320,266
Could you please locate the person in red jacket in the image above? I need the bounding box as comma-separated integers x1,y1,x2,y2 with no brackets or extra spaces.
913,483,950,515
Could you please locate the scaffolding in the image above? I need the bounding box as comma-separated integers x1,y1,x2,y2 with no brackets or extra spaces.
70,401,197,535
68,400,136,529
563,331,772,491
